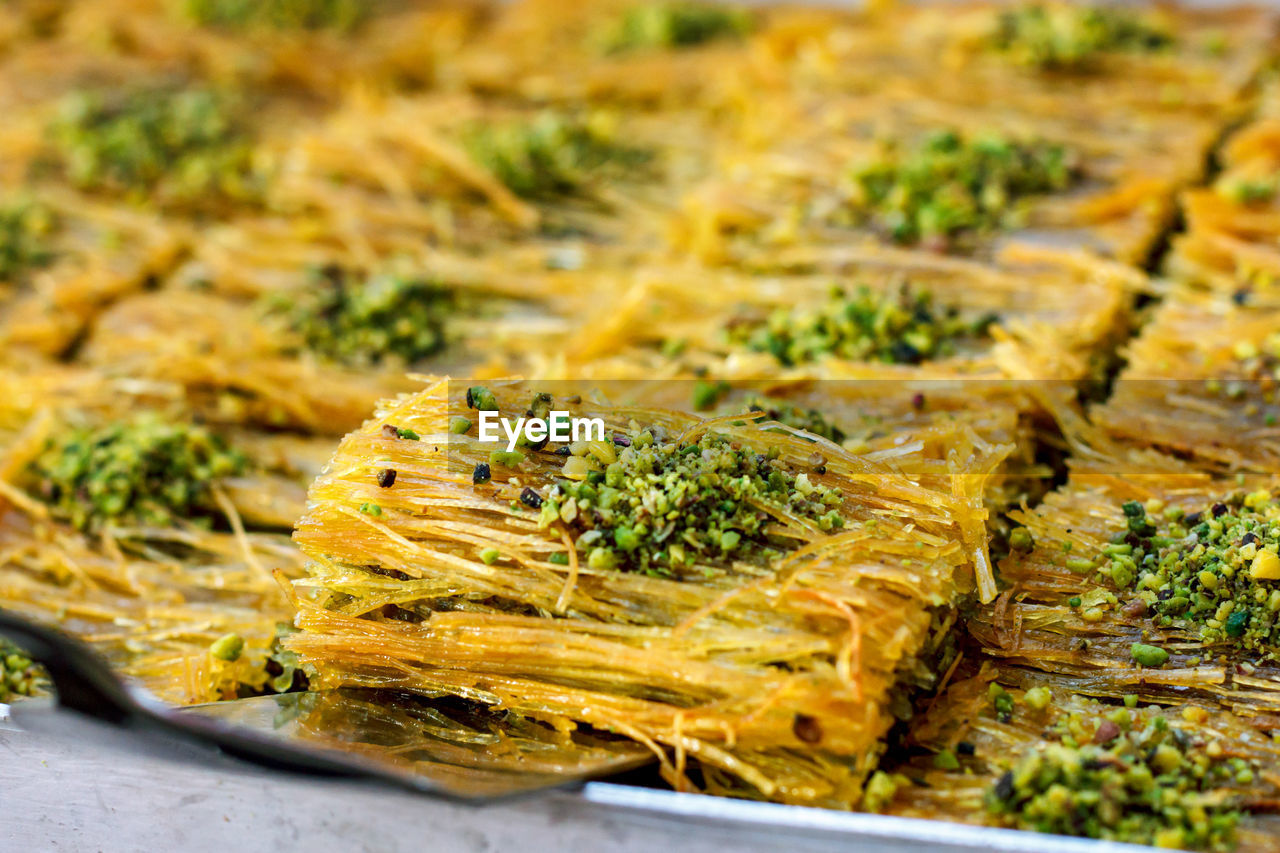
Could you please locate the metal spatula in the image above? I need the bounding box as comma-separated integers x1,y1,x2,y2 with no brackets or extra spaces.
0,608,656,800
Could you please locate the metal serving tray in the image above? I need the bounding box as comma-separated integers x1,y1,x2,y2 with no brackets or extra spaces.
0,3,1265,850
2,697,1154,853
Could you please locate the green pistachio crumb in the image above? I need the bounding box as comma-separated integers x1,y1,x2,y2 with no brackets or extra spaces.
604,2,753,53
587,546,620,570
1009,527,1034,552
1131,643,1169,667
271,265,459,367
614,526,642,551
743,397,846,444
210,633,245,662
466,386,499,412
862,770,908,813
987,704,1242,848
50,86,258,208
660,337,687,358
1219,176,1277,206
537,427,845,577
26,414,247,533
186,0,368,31
692,379,730,411
847,130,1079,248
463,111,653,200
489,450,526,468
990,5,1173,71
989,682,1015,722
0,200,57,284
0,639,45,702
1024,686,1052,711
727,283,996,367
1090,493,1280,659
1066,557,1096,574
255,622,310,695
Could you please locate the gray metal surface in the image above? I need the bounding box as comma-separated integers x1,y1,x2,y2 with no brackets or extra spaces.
0,702,1152,853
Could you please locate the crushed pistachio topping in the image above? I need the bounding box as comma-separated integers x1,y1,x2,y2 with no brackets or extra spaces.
1217,176,1277,207
262,623,309,694
862,770,910,813
987,704,1246,850
210,632,245,662
49,86,257,206
990,5,1174,70
990,682,1015,722
0,639,45,702
271,265,458,367
28,415,247,533
466,385,499,413
845,130,1079,248
1024,685,1052,710
185,0,367,31
1009,527,1035,552
0,201,56,284
227,623,311,697
1131,642,1169,667
1087,493,1280,660
692,379,729,411
604,2,753,53
725,284,996,366
382,424,420,441
743,398,846,445
463,112,653,200
525,426,844,578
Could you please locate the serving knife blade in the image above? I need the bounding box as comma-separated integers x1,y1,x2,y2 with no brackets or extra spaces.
0,608,654,800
